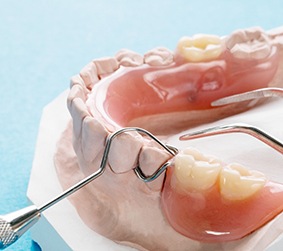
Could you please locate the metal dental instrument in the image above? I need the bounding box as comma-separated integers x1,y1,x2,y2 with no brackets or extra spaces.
185,88,283,153
0,127,177,249
180,123,283,155
211,87,283,107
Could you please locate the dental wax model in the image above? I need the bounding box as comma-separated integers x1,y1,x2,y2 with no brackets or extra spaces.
55,27,283,250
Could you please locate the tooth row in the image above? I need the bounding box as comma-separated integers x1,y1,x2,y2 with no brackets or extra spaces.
173,148,267,201
176,28,276,62
68,59,171,190
115,47,174,67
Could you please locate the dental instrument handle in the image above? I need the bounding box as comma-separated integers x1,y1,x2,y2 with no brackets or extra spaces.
0,166,105,250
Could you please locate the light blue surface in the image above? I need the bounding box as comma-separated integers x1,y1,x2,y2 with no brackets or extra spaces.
0,1,283,250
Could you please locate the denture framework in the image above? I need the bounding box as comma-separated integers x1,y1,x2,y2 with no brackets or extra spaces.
54,26,283,250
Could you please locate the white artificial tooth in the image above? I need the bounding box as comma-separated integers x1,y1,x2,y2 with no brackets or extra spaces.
226,28,272,59
177,34,223,62
191,161,222,190
174,151,221,191
220,163,267,201
183,147,222,166
174,154,194,187
227,163,250,176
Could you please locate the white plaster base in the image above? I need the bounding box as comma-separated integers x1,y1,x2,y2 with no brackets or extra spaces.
27,90,283,250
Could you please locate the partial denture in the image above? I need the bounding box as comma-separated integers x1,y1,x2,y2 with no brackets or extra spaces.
162,147,283,242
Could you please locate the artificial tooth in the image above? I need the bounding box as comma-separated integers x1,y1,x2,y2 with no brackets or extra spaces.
182,147,205,161
174,151,221,191
226,28,272,59
177,34,223,62
220,163,267,201
182,147,222,165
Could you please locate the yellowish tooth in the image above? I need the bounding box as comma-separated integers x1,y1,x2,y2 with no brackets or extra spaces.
182,148,223,169
177,34,223,62
174,150,221,191
220,163,266,201
174,154,194,186
182,147,205,161
174,148,267,201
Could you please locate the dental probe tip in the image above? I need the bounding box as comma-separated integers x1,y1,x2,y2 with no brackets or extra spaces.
179,124,283,155
211,87,283,107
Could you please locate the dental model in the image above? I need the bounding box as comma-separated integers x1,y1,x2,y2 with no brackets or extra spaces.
55,27,283,250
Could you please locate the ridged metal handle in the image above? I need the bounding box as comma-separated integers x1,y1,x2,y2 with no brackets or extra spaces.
0,219,17,249
0,205,40,249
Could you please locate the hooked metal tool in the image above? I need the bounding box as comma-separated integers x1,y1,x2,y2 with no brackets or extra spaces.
180,123,283,155
211,87,283,107
0,127,177,249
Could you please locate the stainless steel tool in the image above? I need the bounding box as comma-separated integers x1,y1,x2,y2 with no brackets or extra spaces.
180,123,283,155
211,87,283,107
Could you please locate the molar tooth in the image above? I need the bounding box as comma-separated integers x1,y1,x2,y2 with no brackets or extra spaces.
177,35,223,62
183,147,222,165
115,49,143,67
174,152,221,191
220,163,267,201
182,147,205,161
226,28,272,59
144,47,174,66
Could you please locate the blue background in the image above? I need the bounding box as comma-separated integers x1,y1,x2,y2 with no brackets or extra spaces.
0,1,283,250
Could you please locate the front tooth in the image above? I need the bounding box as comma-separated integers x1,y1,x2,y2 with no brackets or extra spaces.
174,149,221,191
220,163,267,201
177,34,223,62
